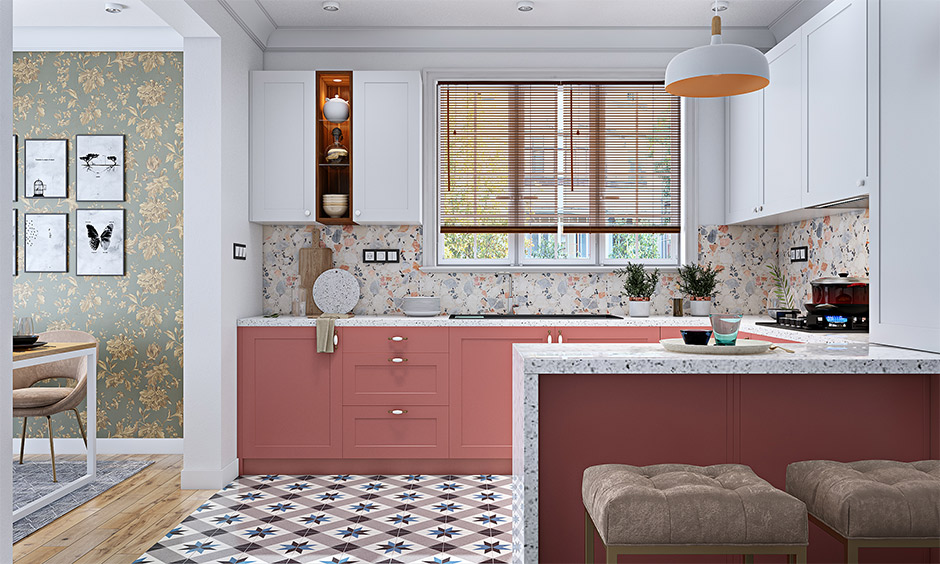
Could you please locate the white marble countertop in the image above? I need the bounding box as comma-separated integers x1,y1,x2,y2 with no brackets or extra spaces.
237,314,867,344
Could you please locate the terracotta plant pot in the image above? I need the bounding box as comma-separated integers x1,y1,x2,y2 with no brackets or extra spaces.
628,299,651,318
689,298,711,317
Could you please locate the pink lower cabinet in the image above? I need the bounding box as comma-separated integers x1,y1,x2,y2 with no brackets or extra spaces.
449,327,550,459
555,326,660,343
343,353,448,405
343,406,448,458
237,327,342,460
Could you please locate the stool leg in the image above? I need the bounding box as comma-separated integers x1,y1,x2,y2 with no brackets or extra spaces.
46,416,57,483
605,547,617,564
744,555,754,564
584,509,594,563
19,417,28,464
796,547,807,564
845,540,858,564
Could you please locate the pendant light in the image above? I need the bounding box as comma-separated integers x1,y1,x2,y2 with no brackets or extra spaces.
665,0,769,98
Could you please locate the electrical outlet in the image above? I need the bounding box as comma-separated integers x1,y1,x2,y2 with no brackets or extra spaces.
789,246,808,263
233,243,247,260
362,249,401,264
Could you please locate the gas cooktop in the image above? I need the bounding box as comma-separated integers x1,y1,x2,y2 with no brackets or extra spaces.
756,314,868,333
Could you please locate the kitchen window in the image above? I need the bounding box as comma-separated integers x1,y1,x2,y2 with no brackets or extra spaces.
433,80,682,268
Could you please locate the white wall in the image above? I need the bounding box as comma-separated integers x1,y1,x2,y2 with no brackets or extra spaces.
184,0,264,486
1,0,13,555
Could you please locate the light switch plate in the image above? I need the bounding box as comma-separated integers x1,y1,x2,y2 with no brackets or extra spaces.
789,246,808,262
233,243,247,260
363,248,401,264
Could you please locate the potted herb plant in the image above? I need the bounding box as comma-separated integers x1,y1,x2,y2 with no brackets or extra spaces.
615,263,660,318
677,263,720,316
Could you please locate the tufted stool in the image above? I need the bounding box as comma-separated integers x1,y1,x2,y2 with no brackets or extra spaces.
786,460,940,563
583,463,807,563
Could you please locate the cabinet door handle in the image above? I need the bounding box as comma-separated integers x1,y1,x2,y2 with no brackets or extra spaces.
388,357,407,363
355,210,362,217
547,330,552,344
558,330,563,344
333,334,339,347
758,205,764,212
388,409,408,415
304,209,311,217
857,178,866,187
388,336,408,342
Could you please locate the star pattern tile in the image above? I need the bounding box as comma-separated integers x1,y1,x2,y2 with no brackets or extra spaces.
139,474,511,563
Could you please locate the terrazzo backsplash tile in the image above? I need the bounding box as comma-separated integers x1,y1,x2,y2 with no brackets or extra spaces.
778,209,869,306
262,210,868,317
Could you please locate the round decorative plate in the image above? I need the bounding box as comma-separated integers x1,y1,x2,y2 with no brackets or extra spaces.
312,269,360,314
660,338,773,355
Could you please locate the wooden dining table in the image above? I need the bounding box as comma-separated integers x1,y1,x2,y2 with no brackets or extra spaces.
12,342,97,521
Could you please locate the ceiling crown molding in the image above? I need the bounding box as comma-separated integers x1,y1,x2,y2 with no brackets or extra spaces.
216,0,275,50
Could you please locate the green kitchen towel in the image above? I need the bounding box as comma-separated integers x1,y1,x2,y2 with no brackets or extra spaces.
316,316,338,353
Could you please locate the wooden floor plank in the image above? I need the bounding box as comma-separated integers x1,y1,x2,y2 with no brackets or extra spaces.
12,454,218,564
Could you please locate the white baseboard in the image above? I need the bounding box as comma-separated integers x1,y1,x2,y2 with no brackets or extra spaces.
180,458,239,490
12,438,184,455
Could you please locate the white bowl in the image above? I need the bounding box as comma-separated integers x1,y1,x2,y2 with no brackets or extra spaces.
323,204,348,217
401,296,441,317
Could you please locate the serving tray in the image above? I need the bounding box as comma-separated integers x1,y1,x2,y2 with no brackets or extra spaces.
660,338,773,355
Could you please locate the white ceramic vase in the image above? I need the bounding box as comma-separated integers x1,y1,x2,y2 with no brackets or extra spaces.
628,299,651,318
689,298,712,317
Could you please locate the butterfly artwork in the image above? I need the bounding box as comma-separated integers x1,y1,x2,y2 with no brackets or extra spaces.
76,135,124,201
86,222,114,252
76,209,125,276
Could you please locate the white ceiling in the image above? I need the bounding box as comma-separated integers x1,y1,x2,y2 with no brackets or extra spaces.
13,0,169,27
256,0,802,29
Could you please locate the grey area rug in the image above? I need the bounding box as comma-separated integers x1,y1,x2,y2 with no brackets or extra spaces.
13,459,153,543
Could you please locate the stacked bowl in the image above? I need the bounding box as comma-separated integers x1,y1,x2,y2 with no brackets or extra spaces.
401,296,441,317
322,194,348,218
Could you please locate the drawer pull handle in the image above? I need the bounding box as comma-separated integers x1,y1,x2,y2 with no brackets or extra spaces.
388,357,407,363
388,336,408,342
388,409,408,415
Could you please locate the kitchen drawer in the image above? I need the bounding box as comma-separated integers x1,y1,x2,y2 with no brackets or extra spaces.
339,327,448,353
343,352,448,405
342,405,448,458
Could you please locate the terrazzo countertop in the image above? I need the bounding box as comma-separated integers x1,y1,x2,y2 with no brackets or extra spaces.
236,314,866,344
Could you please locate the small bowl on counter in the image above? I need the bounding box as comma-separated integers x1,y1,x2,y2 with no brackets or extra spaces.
401,296,441,317
679,329,712,346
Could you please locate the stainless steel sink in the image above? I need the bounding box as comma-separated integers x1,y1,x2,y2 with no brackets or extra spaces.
449,313,622,319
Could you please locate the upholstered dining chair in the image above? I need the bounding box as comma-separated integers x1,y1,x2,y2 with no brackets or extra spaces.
13,330,97,482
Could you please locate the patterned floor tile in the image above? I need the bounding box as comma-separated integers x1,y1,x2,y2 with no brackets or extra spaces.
140,474,511,564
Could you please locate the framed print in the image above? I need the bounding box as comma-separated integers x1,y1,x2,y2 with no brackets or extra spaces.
12,210,17,276
76,134,125,201
77,209,125,276
24,213,68,272
25,139,67,198
12,134,17,201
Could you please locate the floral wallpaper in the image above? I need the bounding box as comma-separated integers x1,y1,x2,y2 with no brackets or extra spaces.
13,52,184,439
262,211,869,318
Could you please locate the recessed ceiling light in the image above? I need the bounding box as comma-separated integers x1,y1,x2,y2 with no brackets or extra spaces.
322,1,340,12
712,0,729,12
517,0,534,12
104,3,126,13
333,79,342,83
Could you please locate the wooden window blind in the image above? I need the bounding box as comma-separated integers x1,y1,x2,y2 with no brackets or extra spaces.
438,81,681,234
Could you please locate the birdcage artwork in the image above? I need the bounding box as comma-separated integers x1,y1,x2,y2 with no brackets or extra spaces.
32,179,45,197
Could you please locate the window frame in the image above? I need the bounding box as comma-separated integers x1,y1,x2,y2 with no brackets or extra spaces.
422,70,696,272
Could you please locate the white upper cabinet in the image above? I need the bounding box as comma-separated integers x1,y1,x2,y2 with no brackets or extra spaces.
762,33,803,216
725,90,763,224
352,71,423,225
802,0,868,207
250,71,318,223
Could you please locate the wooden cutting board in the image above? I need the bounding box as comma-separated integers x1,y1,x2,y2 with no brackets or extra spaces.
299,231,333,316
